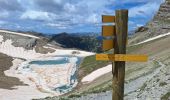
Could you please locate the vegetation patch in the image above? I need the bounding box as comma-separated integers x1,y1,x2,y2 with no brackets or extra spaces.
159,82,167,87
161,92,170,100
83,80,112,94
156,78,160,82
139,83,147,91
127,44,144,53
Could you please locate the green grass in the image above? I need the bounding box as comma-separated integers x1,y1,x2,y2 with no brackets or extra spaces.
79,55,110,79
64,80,112,99
153,60,160,67
68,94,81,98
127,44,144,53
83,80,112,94
156,78,160,82
161,92,170,100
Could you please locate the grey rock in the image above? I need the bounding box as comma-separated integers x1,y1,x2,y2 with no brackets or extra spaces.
11,38,37,50
0,32,37,50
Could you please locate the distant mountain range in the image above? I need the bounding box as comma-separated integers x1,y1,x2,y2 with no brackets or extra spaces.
1,27,137,54
49,32,102,52
0,29,102,52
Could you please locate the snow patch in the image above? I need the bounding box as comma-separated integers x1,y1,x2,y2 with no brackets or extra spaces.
0,30,40,39
134,32,170,45
0,36,94,59
0,39,43,59
81,64,112,83
0,35,3,42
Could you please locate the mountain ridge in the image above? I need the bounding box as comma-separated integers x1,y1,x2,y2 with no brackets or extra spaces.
129,0,170,45
49,32,101,52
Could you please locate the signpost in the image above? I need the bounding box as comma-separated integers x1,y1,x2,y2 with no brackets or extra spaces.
96,10,148,100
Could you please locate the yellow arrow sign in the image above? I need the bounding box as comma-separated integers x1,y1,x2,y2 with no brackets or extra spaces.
102,25,115,37
103,40,114,51
102,15,115,23
96,54,148,62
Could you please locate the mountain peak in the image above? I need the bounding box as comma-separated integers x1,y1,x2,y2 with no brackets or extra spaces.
129,0,170,45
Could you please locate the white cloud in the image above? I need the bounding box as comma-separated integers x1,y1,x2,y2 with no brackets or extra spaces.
20,10,56,21
86,14,98,24
136,24,143,27
129,2,161,18
0,0,164,32
20,0,115,25
46,23,70,29
64,3,76,13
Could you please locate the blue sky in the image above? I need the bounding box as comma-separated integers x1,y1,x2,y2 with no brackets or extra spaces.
0,0,164,34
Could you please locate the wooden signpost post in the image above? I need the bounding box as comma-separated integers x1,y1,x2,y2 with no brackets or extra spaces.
96,10,148,100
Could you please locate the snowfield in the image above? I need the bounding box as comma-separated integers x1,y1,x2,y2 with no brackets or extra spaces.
0,35,94,59
0,39,42,59
0,30,40,39
82,64,112,83
134,32,170,45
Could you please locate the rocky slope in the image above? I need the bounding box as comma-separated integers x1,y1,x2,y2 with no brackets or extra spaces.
129,0,170,44
0,30,62,55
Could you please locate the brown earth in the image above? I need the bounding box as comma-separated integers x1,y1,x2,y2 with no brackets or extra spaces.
0,53,27,90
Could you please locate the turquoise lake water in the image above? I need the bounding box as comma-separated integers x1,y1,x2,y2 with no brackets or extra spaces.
29,58,69,65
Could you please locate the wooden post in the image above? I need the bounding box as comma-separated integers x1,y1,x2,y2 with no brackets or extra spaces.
112,10,128,100
96,9,147,100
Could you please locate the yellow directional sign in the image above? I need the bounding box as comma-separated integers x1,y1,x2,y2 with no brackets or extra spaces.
96,54,113,61
102,15,115,23
102,25,115,37
114,54,148,62
103,40,114,51
96,54,148,62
